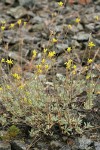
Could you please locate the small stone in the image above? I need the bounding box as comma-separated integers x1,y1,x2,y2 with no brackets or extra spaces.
50,140,62,149
11,140,28,150
37,142,48,149
56,43,68,54
29,23,46,32
8,52,29,63
18,0,35,6
30,16,43,24
5,0,15,5
78,136,93,150
7,6,27,19
73,32,90,42
59,145,71,150
34,148,39,150
94,142,100,150
0,141,11,150
85,23,95,30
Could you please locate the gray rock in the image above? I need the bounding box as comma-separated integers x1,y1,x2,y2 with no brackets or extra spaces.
50,140,62,149
96,5,100,11
59,145,71,150
56,43,68,54
84,7,95,14
94,0,100,5
29,23,46,32
37,142,48,149
3,30,19,44
78,136,93,150
8,52,29,63
85,23,95,30
95,39,100,46
94,142,100,150
33,148,39,150
70,25,79,33
7,6,27,19
23,72,34,80
73,32,90,42
11,140,28,150
67,24,83,34
5,0,15,5
30,16,43,24
18,0,35,6
71,40,81,48
82,13,100,24
54,25,63,33
0,141,11,150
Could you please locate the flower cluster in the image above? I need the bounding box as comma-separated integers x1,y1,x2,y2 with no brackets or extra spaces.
88,41,95,48
48,51,56,58
65,59,73,70
32,50,37,58
1,58,13,65
58,1,63,7
12,73,21,80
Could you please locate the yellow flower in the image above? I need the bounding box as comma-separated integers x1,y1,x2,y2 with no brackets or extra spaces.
9,23,15,28
1,26,5,31
52,38,57,43
45,64,49,70
58,1,63,7
18,84,25,89
68,24,72,29
87,59,93,64
37,69,42,74
23,97,27,103
12,73,21,80
32,50,37,58
48,51,56,58
67,47,72,53
72,70,76,75
73,65,77,69
88,41,95,48
36,64,42,69
65,59,72,69
6,85,11,89
86,75,90,80
25,92,30,96
6,59,13,64
17,19,22,25
24,21,27,26
43,48,48,53
84,66,88,71
1,58,5,63
27,99,32,105
0,87,3,91
41,59,45,63
75,18,80,23
95,16,99,21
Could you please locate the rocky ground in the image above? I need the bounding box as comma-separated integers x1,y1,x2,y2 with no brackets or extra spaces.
0,0,100,150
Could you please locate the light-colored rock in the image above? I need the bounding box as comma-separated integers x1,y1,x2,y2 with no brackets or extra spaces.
0,141,11,150
18,0,35,6
50,140,62,149
11,140,28,150
73,32,90,41
78,136,93,150
5,0,15,5
94,142,100,150
7,6,27,19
